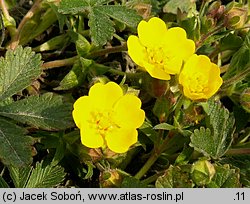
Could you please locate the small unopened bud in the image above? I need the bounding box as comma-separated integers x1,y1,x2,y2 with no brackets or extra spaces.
99,169,122,188
191,160,215,187
240,88,250,113
207,1,225,21
224,4,248,29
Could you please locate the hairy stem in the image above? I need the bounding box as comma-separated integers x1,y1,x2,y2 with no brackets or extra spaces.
196,24,224,50
226,148,250,155
42,56,78,70
9,0,43,49
88,43,127,58
42,44,128,69
221,66,250,90
0,0,17,37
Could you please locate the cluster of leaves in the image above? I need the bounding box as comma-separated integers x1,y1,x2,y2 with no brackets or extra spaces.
0,0,249,188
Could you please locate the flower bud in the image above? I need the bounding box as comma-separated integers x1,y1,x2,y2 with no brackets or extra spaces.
191,160,215,187
240,88,250,113
99,169,122,188
224,4,248,29
207,1,225,21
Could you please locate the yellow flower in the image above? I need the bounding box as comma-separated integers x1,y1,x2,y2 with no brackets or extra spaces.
179,54,223,100
72,82,145,153
127,17,195,80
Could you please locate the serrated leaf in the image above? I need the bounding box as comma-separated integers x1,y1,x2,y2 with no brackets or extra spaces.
89,7,115,46
190,127,216,157
220,155,250,187
206,164,241,188
8,166,32,188
55,58,93,90
0,46,42,101
96,5,142,28
58,0,112,14
223,32,250,80
58,0,90,14
0,118,33,167
25,161,66,188
190,101,235,159
0,93,74,131
155,165,194,188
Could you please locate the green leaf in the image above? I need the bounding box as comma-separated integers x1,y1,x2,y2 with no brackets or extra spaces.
8,166,32,188
89,7,115,46
25,161,66,188
0,46,42,101
153,97,171,122
139,121,158,143
206,164,241,188
220,33,243,51
223,32,250,80
51,138,66,166
0,93,74,131
96,5,142,28
153,123,176,131
175,146,194,165
155,165,194,188
58,0,90,14
220,155,250,187
121,177,147,188
0,118,33,167
58,0,113,14
0,176,9,188
190,101,235,159
55,58,93,90
163,0,196,15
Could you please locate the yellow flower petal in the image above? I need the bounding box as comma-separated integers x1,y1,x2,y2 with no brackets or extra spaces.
113,94,145,129
72,96,93,128
105,128,138,153
179,54,223,100
144,62,171,80
138,17,167,47
127,35,146,67
164,27,195,61
80,127,104,148
163,56,183,75
89,82,123,109
206,64,223,98
176,39,196,61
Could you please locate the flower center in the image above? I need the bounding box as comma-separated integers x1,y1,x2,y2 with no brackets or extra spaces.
89,111,118,136
146,47,171,67
188,73,209,93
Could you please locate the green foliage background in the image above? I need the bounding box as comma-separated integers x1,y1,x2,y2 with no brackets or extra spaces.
0,0,249,188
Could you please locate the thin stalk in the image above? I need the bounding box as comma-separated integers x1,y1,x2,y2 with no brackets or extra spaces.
226,148,250,155
195,24,224,50
42,56,78,70
221,66,250,90
88,43,127,58
0,9,5,46
0,0,17,37
9,0,43,49
134,132,172,180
